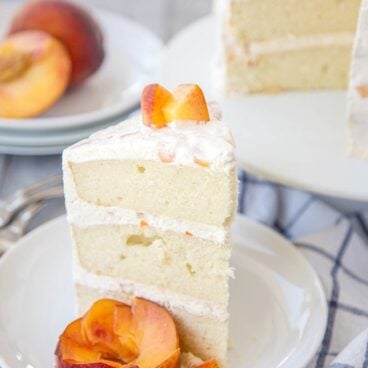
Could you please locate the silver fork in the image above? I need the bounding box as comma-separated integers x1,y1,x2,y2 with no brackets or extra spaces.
0,175,63,228
0,202,44,256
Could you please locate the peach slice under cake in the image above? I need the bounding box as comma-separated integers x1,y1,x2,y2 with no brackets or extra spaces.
62,84,237,367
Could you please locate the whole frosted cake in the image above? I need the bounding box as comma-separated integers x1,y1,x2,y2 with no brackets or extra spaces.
63,84,237,366
215,0,360,94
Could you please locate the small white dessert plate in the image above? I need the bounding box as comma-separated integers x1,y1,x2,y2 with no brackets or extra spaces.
161,16,368,201
0,3,162,131
0,214,326,368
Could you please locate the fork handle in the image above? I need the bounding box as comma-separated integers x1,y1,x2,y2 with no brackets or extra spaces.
6,187,64,214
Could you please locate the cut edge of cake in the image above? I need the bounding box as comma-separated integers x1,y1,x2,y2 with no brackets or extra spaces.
63,93,238,367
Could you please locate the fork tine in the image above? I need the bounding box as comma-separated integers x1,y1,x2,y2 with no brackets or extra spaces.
5,186,64,218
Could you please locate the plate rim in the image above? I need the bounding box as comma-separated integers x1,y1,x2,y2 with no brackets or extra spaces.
0,214,327,368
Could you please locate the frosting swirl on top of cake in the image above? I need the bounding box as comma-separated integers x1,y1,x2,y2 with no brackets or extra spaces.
64,103,236,174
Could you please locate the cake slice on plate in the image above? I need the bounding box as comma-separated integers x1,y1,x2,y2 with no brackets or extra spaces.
63,84,237,366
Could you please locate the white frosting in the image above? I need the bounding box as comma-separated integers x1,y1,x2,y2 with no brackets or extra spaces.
223,31,354,61
66,196,230,243
74,257,229,321
347,0,368,159
248,33,353,56
63,105,235,175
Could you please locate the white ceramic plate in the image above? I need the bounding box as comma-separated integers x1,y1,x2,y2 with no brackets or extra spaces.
0,3,162,131
0,111,140,155
0,214,327,368
161,16,368,201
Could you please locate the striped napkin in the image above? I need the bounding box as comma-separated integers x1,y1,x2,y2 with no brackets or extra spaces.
238,171,368,368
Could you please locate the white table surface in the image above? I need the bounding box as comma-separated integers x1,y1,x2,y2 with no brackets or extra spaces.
0,0,212,230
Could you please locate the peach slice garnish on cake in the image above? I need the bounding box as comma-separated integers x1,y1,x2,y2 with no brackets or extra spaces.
56,298,182,368
356,85,368,98
141,84,210,128
0,30,71,118
165,84,209,123
141,84,174,128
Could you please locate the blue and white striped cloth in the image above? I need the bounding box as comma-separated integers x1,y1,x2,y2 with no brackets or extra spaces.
238,171,368,368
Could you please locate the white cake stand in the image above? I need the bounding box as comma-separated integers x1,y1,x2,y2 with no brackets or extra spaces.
160,16,368,202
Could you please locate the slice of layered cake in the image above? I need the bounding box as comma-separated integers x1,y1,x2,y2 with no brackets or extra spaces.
63,84,237,367
215,0,360,94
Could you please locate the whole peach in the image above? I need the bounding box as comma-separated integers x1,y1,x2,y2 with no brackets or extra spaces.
8,0,104,88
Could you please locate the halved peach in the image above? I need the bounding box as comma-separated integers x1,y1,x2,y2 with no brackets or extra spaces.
0,30,71,118
141,84,174,128
165,84,209,122
8,0,104,88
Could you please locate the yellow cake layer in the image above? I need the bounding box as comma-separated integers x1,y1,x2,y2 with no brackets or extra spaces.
224,44,351,94
76,284,229,367
73,223,232,305
226,0,360,42
69,160,237,227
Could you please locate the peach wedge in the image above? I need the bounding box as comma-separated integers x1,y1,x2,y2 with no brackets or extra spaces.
166,84,209,122
141,84,174,128
141,83,210,128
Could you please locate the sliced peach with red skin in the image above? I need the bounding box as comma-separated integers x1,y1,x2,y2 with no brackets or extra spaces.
165,84,210,122
141,84,174,128
56,337,124,368
62,318,87,346
129,298,180,368
56,297,180,368
0,30,71,118
8,0,104,88
56,336,101,363
82,299,137,362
